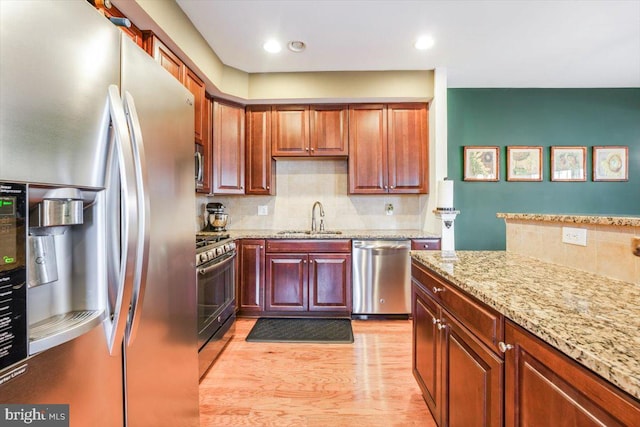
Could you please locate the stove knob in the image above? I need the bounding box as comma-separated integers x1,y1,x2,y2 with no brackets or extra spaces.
229,242,236,251
209,249,217,259
216,247,224,257
199,253,208,263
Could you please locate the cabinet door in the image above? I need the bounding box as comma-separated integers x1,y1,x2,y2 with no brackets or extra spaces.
504,321,640,427
184,68,205,143
238,240,265,314
246,106,275,195
212,100,245,194
348,104,387,194
265,254,308,312
144,32,185,82
271,105,310,156
387,103,428,194
442,311,503,427
310,105,348,156
308,253,351,312
412,282,442,426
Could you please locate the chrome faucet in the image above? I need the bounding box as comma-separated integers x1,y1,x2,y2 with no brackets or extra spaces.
311,201,325,232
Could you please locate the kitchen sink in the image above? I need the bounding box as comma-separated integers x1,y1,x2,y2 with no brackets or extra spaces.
276,230,343,235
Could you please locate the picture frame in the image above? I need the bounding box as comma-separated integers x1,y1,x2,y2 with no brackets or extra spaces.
463,146,499,181
506,146,543,181
592,146,628,181
550,146,587,182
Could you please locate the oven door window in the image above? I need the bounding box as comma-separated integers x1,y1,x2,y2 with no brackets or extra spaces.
197,252,235,335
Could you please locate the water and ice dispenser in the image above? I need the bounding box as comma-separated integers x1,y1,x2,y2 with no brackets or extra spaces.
1,182,105,370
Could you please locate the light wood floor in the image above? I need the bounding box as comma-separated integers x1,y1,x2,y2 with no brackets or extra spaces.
199,318,437,427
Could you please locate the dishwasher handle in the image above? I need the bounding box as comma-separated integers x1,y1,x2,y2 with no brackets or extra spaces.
352,240,410,250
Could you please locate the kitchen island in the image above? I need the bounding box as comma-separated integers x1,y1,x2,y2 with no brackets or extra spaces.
411,250,639,426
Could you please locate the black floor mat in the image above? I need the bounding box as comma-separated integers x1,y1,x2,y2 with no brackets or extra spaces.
245,318,354,343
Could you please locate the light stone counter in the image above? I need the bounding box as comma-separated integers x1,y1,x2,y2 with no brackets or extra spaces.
497,213,640,227
410,250,640,400
198,229,440,240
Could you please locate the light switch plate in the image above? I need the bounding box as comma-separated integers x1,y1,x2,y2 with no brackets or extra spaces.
257,205,268,216
562,227,587,246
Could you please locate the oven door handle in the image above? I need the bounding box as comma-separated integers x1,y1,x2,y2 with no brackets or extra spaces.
198,251,236,275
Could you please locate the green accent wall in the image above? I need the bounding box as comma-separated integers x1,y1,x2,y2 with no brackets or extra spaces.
447,89,640,250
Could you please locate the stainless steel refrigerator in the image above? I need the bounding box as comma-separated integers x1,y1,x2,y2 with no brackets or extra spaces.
0,1,199,426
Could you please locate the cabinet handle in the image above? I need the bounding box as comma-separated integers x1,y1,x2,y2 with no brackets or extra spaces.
437,322,446,330
432,287,444,293
498,342,514,353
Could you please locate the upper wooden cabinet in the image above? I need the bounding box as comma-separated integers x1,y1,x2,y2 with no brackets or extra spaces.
349,103,428,194
212,99,245,194
184,68,205,144
143,32,186,83
272,105,348,157
246,106,275,195
309,105,349,156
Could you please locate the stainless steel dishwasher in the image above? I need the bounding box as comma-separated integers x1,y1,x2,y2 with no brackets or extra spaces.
352,240,411,317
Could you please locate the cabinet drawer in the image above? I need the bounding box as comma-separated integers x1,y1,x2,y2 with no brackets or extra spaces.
411,239,441,251
412,261,504,354
266,239,351,253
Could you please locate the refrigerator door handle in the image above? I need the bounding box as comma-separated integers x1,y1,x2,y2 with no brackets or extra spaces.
104,84,139,355
122,91,150,347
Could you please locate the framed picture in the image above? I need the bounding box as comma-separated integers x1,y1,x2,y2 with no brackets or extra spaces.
463,146,499,181
550,146,587,181
592,146,628,181
506,146,543,181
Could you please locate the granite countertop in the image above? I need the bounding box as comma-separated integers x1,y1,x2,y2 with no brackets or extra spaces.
198,229,440,240
497,213,640,227
410,250,640,400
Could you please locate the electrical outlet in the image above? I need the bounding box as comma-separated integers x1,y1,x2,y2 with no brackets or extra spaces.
632,237,640,257
561,227,587,246
257,205,268,216
385,203,393,215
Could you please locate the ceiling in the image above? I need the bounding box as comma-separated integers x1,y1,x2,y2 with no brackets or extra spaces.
176,0,640,88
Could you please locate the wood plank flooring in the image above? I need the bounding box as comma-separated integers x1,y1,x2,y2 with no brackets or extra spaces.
199,318,437,427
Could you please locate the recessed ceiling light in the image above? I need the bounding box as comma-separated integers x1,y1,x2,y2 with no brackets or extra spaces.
288,41,306,52
414,35,435,50
263,39,281,53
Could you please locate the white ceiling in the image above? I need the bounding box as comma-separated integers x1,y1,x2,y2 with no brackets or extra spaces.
176,0,640,88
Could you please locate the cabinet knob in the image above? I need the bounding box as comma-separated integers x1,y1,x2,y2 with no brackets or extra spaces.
498,342,514,353
432,317,440,325
437,322,446,330
259,246,263,249
423,244,430,249
305,148,309,151
432,287,444,293
303,260,307,263
310,148,315,152
267,186,270,190
390,186,395,189
384,185,388,189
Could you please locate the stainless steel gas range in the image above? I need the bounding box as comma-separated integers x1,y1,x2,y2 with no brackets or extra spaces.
196,234,236,379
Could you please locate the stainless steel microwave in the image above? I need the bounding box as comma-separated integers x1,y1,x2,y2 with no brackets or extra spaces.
195,143,204,190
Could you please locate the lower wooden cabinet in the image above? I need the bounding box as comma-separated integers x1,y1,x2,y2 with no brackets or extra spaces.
413,261,640,427
264,240,352,316
504,320,640,427
237,239,265,315
412,277,503,427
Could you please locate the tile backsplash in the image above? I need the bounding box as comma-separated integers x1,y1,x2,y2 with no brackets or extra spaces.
196,159,435,232
505,220,639,285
